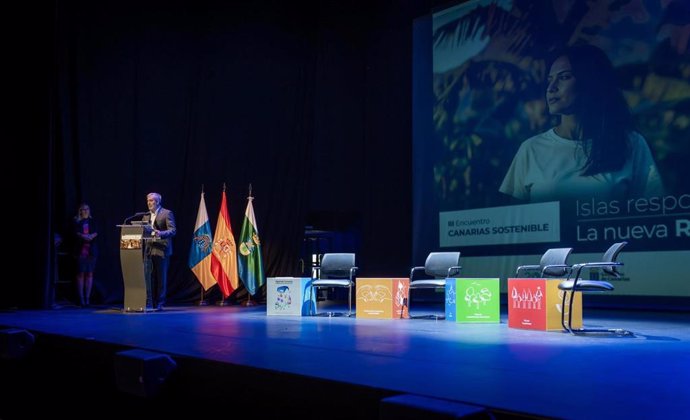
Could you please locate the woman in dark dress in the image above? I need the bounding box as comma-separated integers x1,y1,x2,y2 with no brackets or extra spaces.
74,203,98,307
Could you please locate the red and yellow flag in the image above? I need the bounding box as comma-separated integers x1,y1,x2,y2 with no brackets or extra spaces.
211,188,239,297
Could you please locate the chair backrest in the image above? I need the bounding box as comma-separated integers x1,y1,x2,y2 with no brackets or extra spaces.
601,241,627,277
319,253,356,279
541,248,573,277
424,252,461,278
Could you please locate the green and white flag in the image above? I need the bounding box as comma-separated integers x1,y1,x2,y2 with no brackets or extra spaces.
237,195,265,296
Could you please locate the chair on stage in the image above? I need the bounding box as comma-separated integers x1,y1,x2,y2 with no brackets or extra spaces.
407,252,461,319
311,253,358,317
558,241,632,335
515,247,573,278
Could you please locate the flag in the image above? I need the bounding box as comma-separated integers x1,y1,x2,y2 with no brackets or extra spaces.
211,188,239,298
237,195,265,296
188,192,217,291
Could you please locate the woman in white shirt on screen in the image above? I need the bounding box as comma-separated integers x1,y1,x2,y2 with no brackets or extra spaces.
499,44,664,203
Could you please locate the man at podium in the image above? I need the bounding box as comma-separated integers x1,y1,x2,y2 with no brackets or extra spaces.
142,192,176,310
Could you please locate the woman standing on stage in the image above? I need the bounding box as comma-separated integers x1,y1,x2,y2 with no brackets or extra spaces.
74,203,98,307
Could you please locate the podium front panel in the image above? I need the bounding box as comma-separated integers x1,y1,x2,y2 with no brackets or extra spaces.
118,225,149,312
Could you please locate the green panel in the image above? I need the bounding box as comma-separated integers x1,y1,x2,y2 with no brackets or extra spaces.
454,278,500,323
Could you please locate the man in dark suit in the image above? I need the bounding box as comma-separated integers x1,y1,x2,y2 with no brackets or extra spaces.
142,192,176,310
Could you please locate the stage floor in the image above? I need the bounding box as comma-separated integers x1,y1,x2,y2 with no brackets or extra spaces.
1,303,689,419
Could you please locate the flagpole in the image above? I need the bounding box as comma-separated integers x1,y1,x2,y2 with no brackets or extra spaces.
242,289,256,306
198,287,208,306
190,184,218,305
216,295,231,306
214,182,235,307
242,184,258,307
198,183,208,308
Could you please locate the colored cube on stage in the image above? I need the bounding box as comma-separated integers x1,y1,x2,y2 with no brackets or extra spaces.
507,278,582,331
445,278,500,323
266,277,316,316
356,278,409,319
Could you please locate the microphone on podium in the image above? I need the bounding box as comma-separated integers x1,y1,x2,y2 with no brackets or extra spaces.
123,211,148,224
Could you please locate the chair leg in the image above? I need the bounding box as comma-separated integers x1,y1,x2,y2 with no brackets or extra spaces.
311,286,351,317
347,285,352,317
312,286,336,317
567,289,576,333
407,290,415,318
311,285,318,316
561,290,571,333
563,290,633,336
407,289,445,320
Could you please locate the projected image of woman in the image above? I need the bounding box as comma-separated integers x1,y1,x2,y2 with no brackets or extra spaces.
499,44,664,203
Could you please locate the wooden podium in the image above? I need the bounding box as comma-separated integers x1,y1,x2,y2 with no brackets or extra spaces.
118,224,152,312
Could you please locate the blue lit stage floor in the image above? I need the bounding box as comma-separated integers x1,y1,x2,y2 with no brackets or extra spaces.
1,303,689,419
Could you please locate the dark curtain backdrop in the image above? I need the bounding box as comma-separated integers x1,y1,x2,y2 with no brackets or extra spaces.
11,0,442,308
